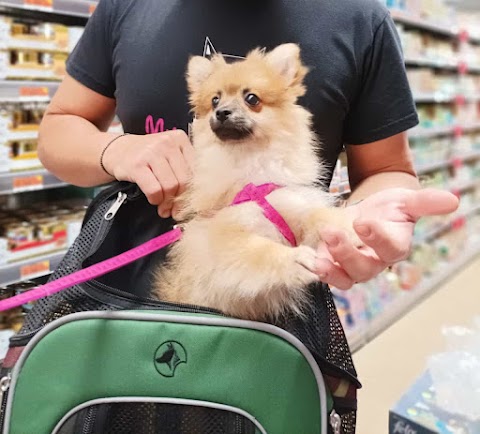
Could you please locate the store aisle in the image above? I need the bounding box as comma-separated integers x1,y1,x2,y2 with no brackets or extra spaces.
353,256,480,434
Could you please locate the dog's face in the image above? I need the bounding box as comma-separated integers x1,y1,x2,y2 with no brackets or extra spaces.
186,44,309,146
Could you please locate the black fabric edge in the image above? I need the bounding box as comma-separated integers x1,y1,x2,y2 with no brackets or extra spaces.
66,61,116,99
344,112,419,145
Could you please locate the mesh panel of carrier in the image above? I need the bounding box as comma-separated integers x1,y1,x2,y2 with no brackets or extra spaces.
56,402,260,434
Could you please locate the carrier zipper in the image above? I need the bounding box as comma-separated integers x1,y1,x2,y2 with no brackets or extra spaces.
0,373,11,431
104,192,128,220
81,406,97,434
85,279,225,316
329,410,342,434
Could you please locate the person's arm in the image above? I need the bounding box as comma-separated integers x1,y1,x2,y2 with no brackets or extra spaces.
313,132,458,289
345,131,420,202
38,74,118,187
38,75,194,218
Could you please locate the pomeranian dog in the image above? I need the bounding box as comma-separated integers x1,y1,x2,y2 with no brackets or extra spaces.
154,43,359,320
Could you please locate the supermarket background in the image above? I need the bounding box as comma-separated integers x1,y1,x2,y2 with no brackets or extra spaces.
0,0,479,432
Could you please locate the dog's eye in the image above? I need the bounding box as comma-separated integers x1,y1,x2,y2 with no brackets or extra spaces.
212,96,220,108
245,93,260,106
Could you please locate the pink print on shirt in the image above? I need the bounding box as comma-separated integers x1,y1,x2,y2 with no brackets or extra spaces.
145,115,177,134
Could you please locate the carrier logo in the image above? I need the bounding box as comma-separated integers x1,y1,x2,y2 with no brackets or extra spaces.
154,341,187,377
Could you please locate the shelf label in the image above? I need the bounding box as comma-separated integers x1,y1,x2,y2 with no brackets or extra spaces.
19,86,49,99
458,61,469,75
453,126,464,138
454,95,466,106
24,0,53,9
12,175,44,192
452,216,466,230
459,30,469,43
20,260,50,281
451,157,464,169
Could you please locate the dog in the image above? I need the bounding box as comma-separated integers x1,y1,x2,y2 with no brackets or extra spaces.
153,43,359,320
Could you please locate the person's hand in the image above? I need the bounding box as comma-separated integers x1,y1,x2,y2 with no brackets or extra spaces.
102,130,195,219
315,188,460,289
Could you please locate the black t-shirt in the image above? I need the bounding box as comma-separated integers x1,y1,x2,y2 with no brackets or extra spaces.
67,0,419,185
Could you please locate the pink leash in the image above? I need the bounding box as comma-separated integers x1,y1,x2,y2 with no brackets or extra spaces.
0,229,182,312
0,183,294,312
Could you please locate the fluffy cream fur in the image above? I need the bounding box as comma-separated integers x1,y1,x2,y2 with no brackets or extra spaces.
153,43,357,320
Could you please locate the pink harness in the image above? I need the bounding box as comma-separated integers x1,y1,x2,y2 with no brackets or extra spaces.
232,183,296,246
0,183,295,311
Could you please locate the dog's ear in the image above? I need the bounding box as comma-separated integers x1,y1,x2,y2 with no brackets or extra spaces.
265,43,308,89
186,56,214,93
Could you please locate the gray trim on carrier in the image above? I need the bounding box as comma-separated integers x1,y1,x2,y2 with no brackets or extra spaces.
5,310,329,434
51,396,268,434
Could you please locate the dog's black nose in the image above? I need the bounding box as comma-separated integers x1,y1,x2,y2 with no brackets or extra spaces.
216,109,232,123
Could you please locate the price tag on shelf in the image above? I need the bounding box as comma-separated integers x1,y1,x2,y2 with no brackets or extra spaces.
23,0,53,10
452,216,466,230
453,125,464,138
12,175,44,193
454,95,466,106
459,30,470,43
458,61,469,75
20,260,50,281
19,86,49,100
451,157,464,170
20,87,49,97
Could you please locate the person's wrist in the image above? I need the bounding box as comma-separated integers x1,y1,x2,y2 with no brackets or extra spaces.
101,133,134,179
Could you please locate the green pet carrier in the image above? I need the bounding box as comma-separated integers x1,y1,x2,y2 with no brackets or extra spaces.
0,182,360,433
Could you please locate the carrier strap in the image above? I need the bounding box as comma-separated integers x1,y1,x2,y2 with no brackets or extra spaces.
0,183,296,312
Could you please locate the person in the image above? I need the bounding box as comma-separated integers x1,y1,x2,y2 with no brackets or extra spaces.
38,0,459,291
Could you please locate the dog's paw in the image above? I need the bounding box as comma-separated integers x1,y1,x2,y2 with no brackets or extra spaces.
293,245,318,273
284,245,319,288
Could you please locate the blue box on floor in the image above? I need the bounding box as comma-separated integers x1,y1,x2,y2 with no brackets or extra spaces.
389,371,480,434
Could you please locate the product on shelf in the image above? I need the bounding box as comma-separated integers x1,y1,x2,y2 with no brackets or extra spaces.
398,25,458,65
0,17,83,81
0,201,86,265
407,68,458,97
0,102,47,172
384,0,458,29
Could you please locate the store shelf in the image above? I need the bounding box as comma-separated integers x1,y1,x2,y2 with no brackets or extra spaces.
347,244,480,353
416,160,450,174
466,203,480,216
0,0,97,19
0,80,58,102
413,93,455,103
0,66,62,81
410,123,480,139
405,56,458,71
4,129,38,141
415,149,480,175
0,249,65,286
391,10,459,38
0,168,67,194
449,177,480,193
468,65,480,74
409,125,455,138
